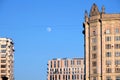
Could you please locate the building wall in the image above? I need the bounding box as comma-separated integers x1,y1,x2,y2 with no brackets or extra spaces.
47,58,84,80
83,4,120,80
0,38,14,80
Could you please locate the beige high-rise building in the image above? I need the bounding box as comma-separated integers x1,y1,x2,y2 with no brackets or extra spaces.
47,58,84,80
83,3,120,80
0,38,14,80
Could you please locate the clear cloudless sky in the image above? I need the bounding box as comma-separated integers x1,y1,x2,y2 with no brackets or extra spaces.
0,0,120,80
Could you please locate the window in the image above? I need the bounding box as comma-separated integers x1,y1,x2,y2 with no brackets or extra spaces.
1,70,6,73
1,65,6,68
92,46,97,51
1,53,6,58
92,54,97,59
50,75,52,80
54,61,56,68
1,50,6,53
106,52,111,57
54,69,58,74
71,60,74,65
92,38,97,43
115,28,119,34
72,68,74,71
52,75,54,80
50,61,52,68
106,76,111,80
66,68,68,72
105,44,111,49
60,68,62,74
81,68,83,73
115,52,120,57
115,44,120,49
68,75,70,79
92,61,97,67
105,36,111,41
64,60,68,67
72,75,74,80
106,60,111,65
74,75,76,80
81,75,83,79
1,60,6,63
106,29,110,34
55,75,57,80
77,60,81,65
116,76,120,80
106,68,111,73
115,36,120,41
115,68,120,73
58,61,60,68
59,75,61,80
64,68,65,72
115,60,120,65
93,77,96,80
93,31,96,36
76,75,78,79
69,68,70,71
1,45,6,48
8,70,10,73
93,69,97,74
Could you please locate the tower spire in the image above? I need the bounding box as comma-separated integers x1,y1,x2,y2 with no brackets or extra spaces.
102,5,105,13
84,10,88,22
85,10,88,18
90,3,100,16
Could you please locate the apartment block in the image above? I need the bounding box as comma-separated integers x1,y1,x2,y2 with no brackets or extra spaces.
0,38,14,80
47,58,84,80
83,3,120,80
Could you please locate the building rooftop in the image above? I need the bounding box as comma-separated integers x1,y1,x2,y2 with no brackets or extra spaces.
52,57,84,60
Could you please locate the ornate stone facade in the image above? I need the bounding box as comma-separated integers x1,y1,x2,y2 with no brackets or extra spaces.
83,4,120,80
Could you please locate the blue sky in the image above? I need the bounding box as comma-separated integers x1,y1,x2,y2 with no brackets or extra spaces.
0,0,120,80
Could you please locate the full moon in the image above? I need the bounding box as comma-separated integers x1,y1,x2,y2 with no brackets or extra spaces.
47,27,52,32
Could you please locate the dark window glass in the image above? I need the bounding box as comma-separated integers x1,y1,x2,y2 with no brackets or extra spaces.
1,65,6,68
1,70,6,73
92,46,97,51
115,44,120,49
54,61,56,68
1,60,6,63
116,76,120,80
115,60,120,65
106,60,111,65
92,54,97,59
115,28,119,34
92,38,97,43
106,76,111,80
1,45,6,48
105,44,111,49
105,36,111,41
115,68,120,73
115,52,120,57
93,77,96,80
106,68,111,73
106,52,111,57
1,50,6,53
93,69,97,74
115,36,120,41
92,61,97,67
